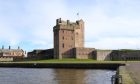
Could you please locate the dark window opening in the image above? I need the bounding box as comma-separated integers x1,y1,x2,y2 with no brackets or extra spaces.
62,43,64,48
71,31,73,33
62,36,64,40
71,37,73,40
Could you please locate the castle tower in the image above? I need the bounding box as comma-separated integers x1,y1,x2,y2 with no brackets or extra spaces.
53,18,84,59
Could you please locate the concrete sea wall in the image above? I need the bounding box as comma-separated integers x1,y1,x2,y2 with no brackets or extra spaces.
117,66,135,84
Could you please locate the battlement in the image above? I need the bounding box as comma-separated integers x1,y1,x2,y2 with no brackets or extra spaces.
56,18,83,25
54,18,84,30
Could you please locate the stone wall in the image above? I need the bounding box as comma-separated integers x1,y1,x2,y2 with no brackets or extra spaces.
96,50,140,61
111,50,140,60
0,57,13,62
96,50,112,60
74,47,95,59
27,49,54,59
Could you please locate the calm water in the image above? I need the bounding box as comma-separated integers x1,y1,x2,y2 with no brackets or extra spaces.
0,68,115,84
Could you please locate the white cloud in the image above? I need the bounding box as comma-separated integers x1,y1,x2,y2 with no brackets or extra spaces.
86,37,140,49
0,21,21,46
82,0,140,49
1,0,140,51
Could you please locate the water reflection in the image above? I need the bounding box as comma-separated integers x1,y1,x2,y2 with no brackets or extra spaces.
0,68,115,84
54,69,86,84
54,69,115,84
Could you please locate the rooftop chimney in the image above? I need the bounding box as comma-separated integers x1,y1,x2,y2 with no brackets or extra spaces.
18,46,20,49
9,46,11,50
2,45,4,49
56,19,59,25
67,20,70,24
59,18,61,23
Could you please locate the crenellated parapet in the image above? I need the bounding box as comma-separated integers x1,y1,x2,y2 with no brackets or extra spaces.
54,18,84,31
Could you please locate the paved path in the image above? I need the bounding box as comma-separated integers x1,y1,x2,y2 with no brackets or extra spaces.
126,62,140,84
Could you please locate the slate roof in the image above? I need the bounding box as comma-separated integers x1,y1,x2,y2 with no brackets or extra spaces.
0,49,24,53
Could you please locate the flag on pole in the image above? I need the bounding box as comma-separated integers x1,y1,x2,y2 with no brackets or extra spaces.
77,13,79,20
77,13,79,16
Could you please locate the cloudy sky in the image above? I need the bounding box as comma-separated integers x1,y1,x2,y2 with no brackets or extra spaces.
0,0,140,51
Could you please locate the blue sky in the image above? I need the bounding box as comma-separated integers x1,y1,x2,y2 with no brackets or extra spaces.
0,0,140,51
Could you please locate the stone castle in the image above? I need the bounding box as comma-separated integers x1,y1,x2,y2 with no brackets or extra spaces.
28,18,140,61
53,18,95,59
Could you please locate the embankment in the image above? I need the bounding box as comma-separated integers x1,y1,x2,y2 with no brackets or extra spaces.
0,62,125,69
117,66,135,84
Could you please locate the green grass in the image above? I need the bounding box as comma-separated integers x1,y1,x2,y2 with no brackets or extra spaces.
13,59,128,63
24,59,97,63
1,58,140,63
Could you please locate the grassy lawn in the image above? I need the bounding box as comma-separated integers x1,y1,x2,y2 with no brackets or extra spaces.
14,59,129,63
23,59,98,63
1,59,140,63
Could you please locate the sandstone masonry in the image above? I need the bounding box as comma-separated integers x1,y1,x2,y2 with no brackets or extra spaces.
53,18,95,59
27,18,140,61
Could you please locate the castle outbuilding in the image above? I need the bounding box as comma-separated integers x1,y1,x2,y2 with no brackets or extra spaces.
0,46,25,61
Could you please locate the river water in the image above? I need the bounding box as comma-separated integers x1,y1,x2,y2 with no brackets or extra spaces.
0,68,115,84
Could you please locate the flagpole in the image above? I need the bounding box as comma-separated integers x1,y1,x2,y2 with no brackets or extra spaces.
77,13,79,20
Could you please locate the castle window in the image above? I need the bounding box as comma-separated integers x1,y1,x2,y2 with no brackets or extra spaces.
72,31,74,33
71,37,73,40
62,36,64,40
76,32,78,35
62,43,64,48
63,30,64,33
